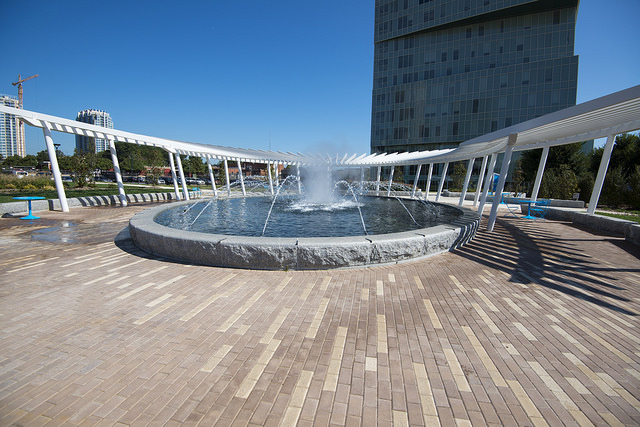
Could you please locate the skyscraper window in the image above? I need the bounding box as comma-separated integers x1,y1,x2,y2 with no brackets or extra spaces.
75,110,114,153
371,0,579,159
0,95,25,158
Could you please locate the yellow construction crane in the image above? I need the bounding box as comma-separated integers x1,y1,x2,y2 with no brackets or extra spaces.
12,73,39,108
11,74,38,157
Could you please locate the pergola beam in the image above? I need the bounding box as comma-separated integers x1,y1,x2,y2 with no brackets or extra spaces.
0,85,638,232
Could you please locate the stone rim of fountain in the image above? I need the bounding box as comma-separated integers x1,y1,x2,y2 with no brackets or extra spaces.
128,197,480,270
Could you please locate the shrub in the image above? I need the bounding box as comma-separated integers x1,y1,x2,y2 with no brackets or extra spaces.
0,175,56,190
628,165,640,210
450,162,467,190
600,167,626,208
577,173,594,202
540,164,578,199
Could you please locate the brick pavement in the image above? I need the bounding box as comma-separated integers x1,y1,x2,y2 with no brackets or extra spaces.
0,202,639,426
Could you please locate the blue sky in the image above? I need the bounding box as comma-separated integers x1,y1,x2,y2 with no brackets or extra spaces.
1,0,638,156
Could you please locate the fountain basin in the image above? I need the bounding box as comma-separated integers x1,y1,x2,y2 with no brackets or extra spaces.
129,196,480,270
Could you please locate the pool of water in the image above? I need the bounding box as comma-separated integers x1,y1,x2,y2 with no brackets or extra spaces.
154,195,461,238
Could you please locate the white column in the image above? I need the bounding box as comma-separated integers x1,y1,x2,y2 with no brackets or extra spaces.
588,134,616,215
108,137,127,207
424,164,433,200
477,153,498,215
386,166,394,197
296,164,302,193
207,161,217,197
411,164,422,199
267,161,274,195
168,152,181,200
375,166,381,195
436,162,449,202
473,155,488,206
175,153,190,201
237,160,246,196
42,123,69,212
487,134,518,231
530,146,549,202
224,159,231,197
459,158,475,207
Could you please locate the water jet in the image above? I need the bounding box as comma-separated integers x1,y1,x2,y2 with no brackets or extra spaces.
129,178,479,270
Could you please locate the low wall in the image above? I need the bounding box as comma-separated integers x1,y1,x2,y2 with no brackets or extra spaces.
129,200,480,270
442,191,586,208
1,192,179,216
543,207,640,247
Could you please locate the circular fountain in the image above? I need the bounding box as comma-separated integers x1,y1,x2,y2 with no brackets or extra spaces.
129,178,479,270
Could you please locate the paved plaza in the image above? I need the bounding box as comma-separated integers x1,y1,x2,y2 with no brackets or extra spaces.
1,200,639,426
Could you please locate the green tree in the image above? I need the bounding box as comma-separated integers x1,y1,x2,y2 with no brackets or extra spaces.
146,148,166,168
609,133,640,178
181,156,206,177
58,156,73,173
1,154,38,168
392,166,404,184
522,142,588,177
588,133,640,209
144,166,164,185
509,160,525,195
57,155,73,172
450,161,467,190
539,164,579,200
112,142,144,174
588,133,640,177
600,166,626,208
36,150,50,165
577,174,594,203
95,156,113,172
216,161,226,185
628,165,640,209
588,146,604,176
70,148,96,187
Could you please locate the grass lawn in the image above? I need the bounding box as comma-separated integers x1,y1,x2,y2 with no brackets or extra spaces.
0,184,174,204
596,211,640,224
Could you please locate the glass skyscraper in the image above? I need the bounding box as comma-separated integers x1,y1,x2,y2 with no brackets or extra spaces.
371,0,579,160
0,95,25,159
75,109,114,153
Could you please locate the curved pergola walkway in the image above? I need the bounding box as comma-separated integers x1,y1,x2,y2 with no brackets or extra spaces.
1,85,639,233
1,201,638,426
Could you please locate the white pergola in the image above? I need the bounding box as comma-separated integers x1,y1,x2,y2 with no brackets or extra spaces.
1,84,639,231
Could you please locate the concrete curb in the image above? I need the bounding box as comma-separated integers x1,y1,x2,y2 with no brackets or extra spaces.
129,199,480,270
543,207,640,247
443,191,586,208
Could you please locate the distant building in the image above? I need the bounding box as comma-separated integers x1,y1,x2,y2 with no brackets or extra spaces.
0,95,25,158
371,0,580,179
75,109,113,153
